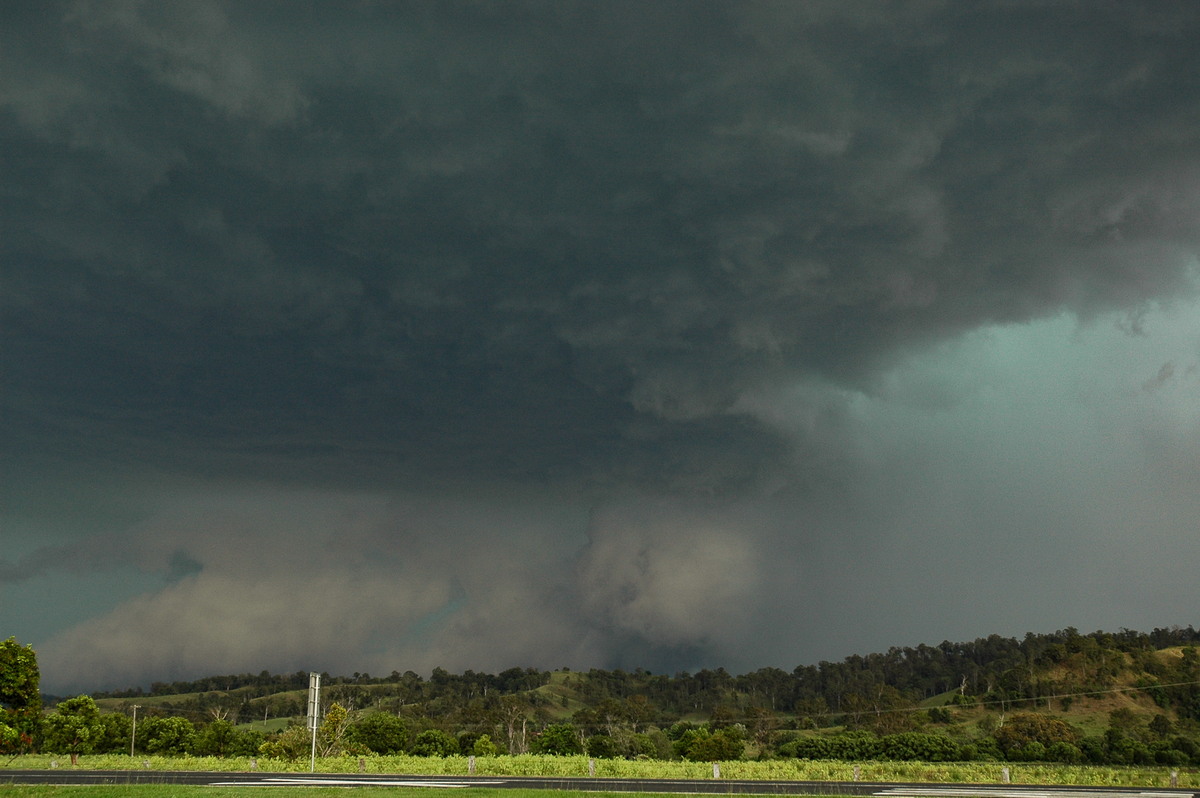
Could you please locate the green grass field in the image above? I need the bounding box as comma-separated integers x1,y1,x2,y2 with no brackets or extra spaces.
0,789,704,798
3,753,1195,788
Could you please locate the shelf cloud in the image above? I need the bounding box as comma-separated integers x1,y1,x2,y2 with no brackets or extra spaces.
3,1,1199,693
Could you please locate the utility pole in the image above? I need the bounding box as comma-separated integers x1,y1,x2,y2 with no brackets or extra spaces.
130,705,141,757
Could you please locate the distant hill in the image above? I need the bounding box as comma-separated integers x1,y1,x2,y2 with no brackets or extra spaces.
88,625,1199,732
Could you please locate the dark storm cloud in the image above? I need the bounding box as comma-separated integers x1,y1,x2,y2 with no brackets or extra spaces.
4,1,1200,690
5,0,1198,490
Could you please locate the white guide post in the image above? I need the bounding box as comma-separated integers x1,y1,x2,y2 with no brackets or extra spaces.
307,672,321,773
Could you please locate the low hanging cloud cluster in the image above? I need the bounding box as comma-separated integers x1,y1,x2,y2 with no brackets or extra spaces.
4,2,1200,691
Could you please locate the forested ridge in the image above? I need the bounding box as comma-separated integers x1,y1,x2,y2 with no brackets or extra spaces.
7,625,1200,764
93,625,1200,719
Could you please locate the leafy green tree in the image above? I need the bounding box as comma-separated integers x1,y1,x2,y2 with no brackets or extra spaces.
318,703,354,756
635,729,673,760
993,713,1080,757
472,734,498,756
194,718,262,756
783,729,882,761
93,713,132,754
141,716,196,754
411,728,458,757
43,696,104,759
1148,714,1173,739
673,725,745,761
349,712,409,754
586,733,619,758
1046,740,1083,763
878,732,959,761
0,637,41,753
927,707,952,724
259,724,312,761
534,723,583,755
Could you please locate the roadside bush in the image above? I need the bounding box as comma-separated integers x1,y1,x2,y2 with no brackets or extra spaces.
780,730,881,761
194,719,262,757
1154,746,1188,766
349,712,409,754
93,713,132,754
878,732,959,761
411,729,458,757
628,732,662,759
586,733,620,758
673,726,745,762
1013,741,1046,761
472,734,498,756
259,724,312,761
994,713,1080,757
140,716,196,755
533,724,583,756
1046,741,1083,763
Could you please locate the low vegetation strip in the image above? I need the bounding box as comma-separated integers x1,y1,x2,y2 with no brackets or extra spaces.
0,788,698,798
2,754,1195,788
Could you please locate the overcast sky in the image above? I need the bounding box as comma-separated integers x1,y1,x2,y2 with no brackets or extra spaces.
3,1,1200,695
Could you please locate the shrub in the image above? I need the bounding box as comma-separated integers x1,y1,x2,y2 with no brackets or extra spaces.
472,734,498,756
411,729,459,757
994,713,1080,756
674,726,745,762
259,725,312,761
878,732,959,762
1046,741,1083,763
349,712,409,754
533,724,583,756
586,733,620,758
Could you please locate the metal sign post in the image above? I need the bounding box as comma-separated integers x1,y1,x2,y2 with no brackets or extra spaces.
307,672,321,773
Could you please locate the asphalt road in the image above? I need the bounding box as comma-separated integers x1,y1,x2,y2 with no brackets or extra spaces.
0,770,1197,798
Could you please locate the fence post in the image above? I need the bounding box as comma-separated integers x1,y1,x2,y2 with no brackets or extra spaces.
713,763,721,779
469,755,476,775
853,765,861,781
1001,767,1010,784
1171,771,1178,788
588,759,595,777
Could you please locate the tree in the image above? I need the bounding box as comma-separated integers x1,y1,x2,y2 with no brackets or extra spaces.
744,706,779,748
93,713,132,754
258,724,312,761
497,696,529,754
318,703,353,756
472,734,498,756
411,728,459,757
43,696,104,761
349,711,409,754
993,713,1080,756
0,637,41,753
673,725,745,762
533,723,583,755
586,733,620,758
194,719,261,756
140,716,196,754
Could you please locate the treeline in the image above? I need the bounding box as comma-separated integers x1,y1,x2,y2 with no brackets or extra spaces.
9,626,1200,766
94,666,550,702
90,625,1200,723
31,691,1200,766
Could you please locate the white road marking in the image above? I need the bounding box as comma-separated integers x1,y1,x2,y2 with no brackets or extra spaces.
876,790,1193,798
209,778,507,788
